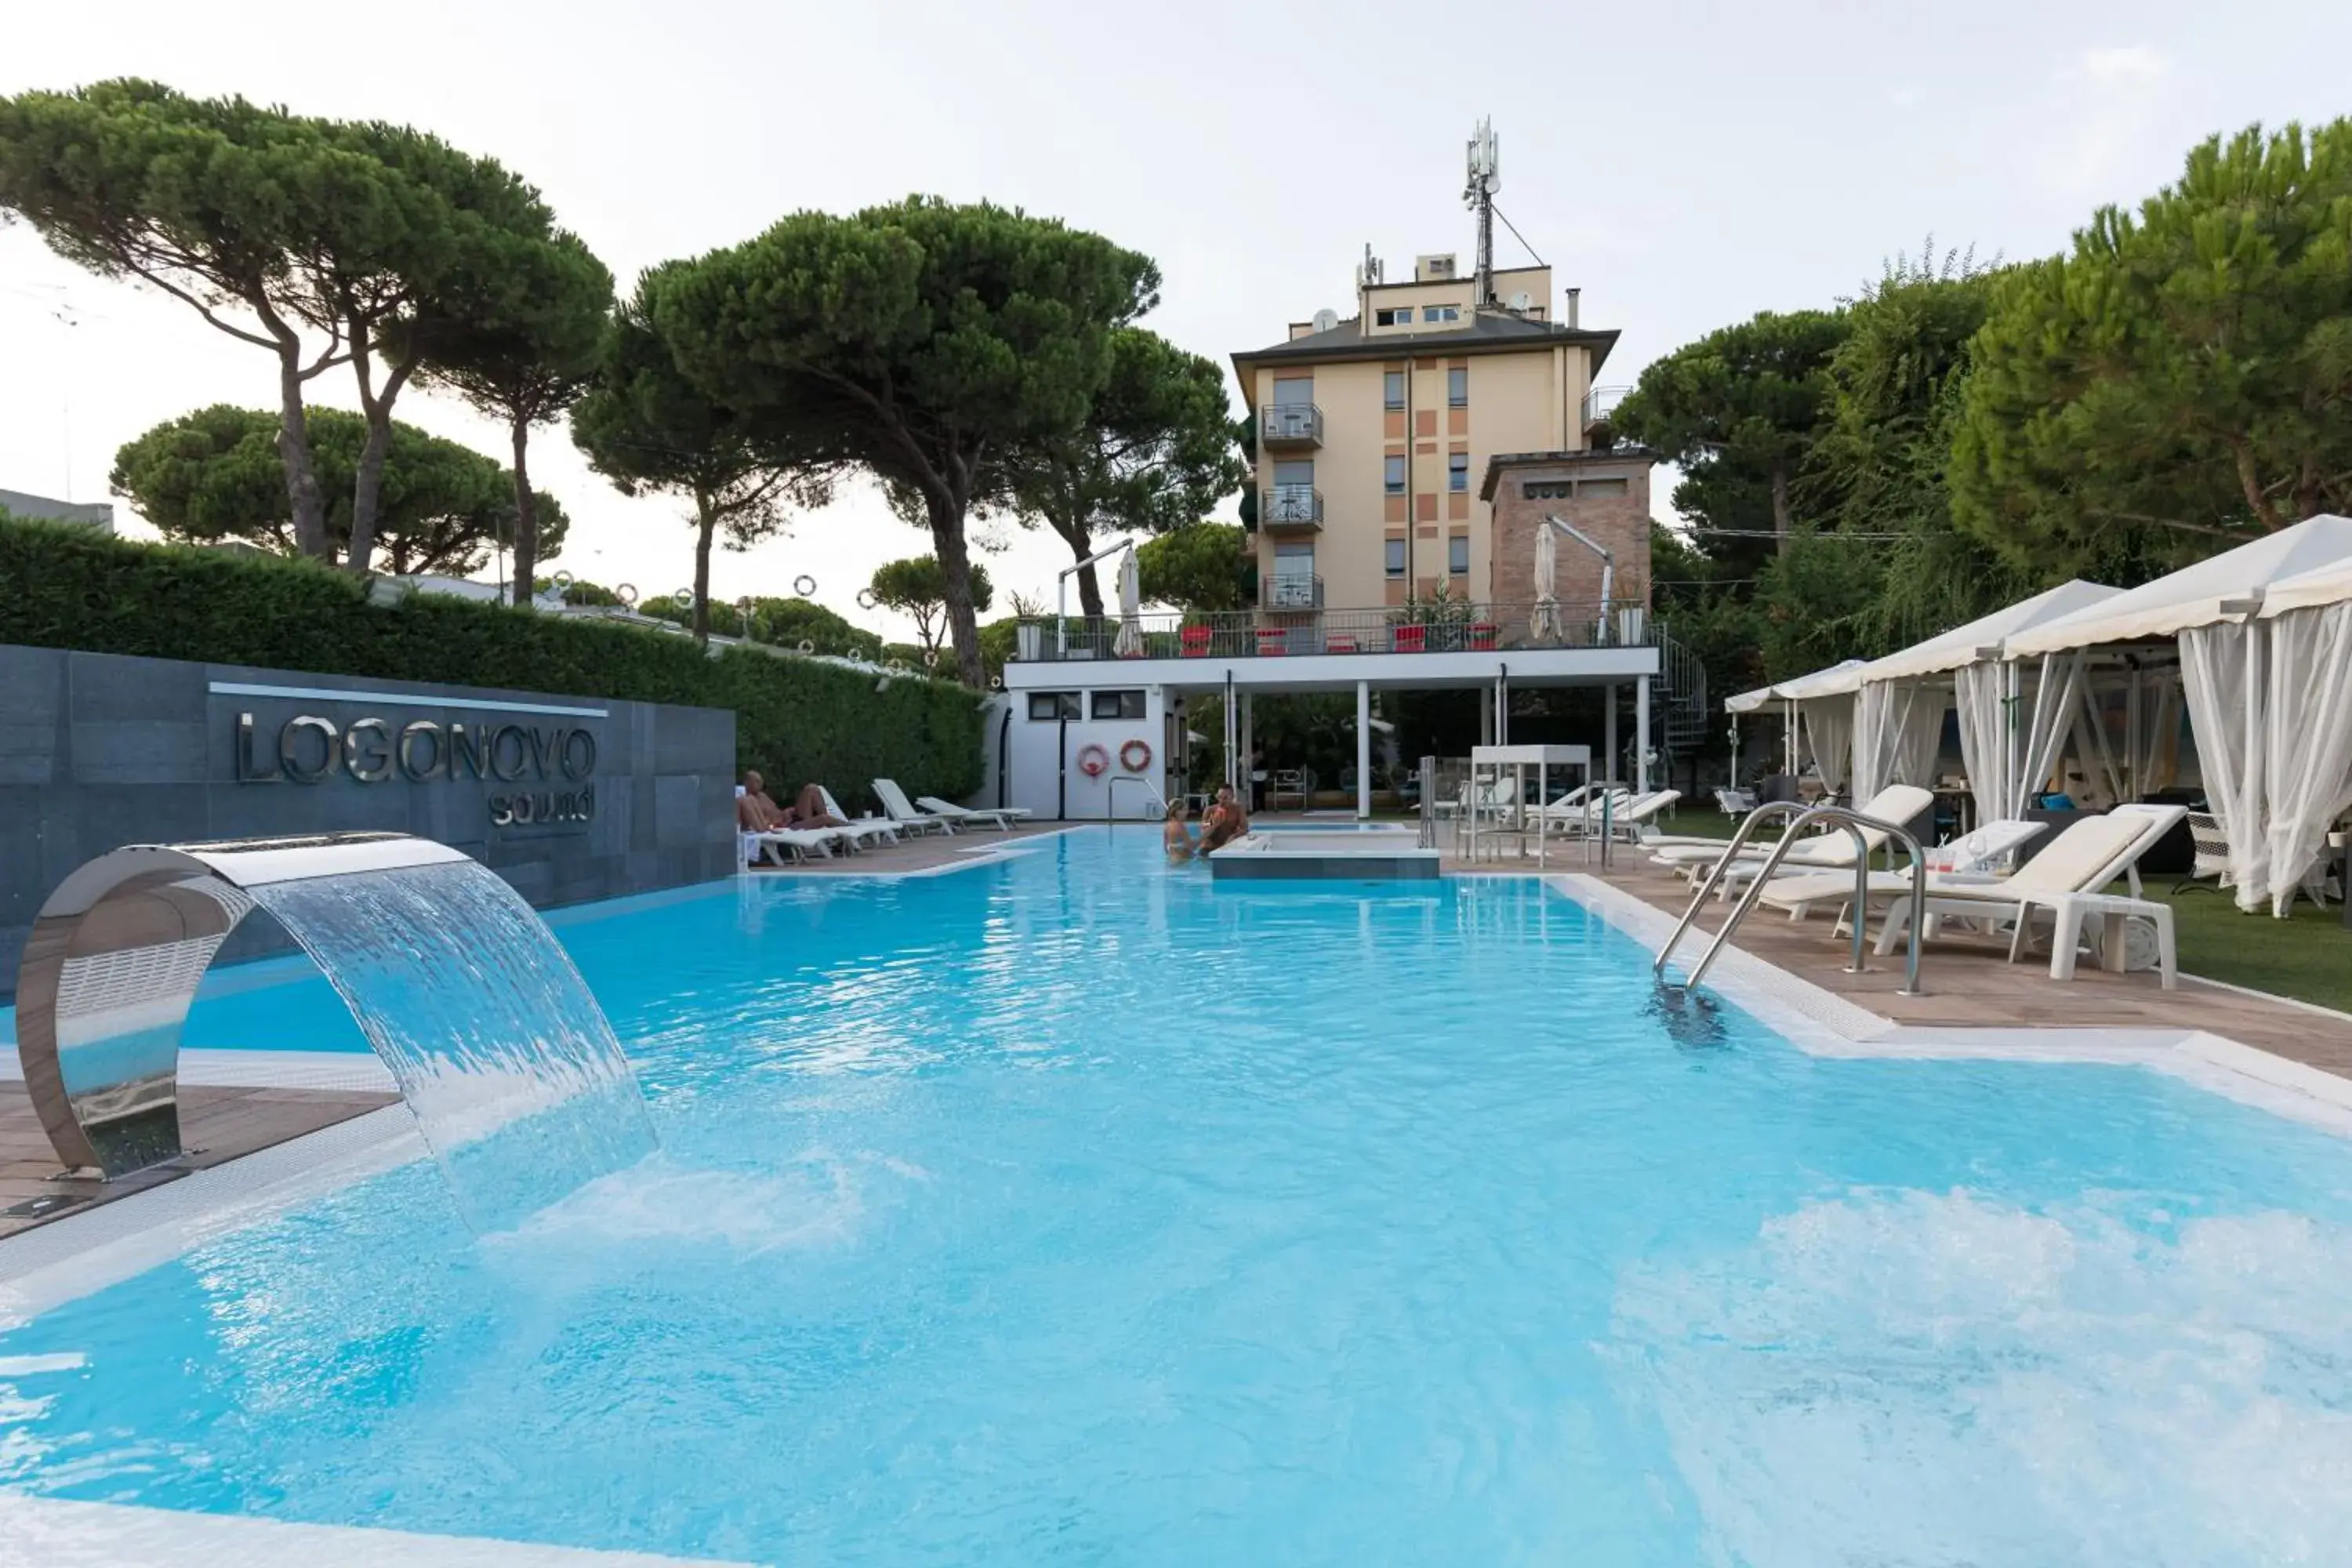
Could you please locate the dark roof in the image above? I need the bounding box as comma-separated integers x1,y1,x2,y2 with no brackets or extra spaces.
1479,446,1658,501
1232,310,1620,389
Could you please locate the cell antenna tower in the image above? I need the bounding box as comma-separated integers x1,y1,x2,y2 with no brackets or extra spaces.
1465,118,1499,307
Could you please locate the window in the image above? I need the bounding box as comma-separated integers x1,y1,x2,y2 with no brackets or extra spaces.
1448,452,1469,492
1028,691,1080,721
1423,304,1461,324
1447,367,1468,407
1521,481,1571,500
1091,689,1146,720
1580,477,1630,498
1272,459,1314,488
1375,307,1410,327
1384,370,1405,410
1385,454,1407,495
1272,376,1313,407
1385,539,1406,579
1448,536,1471,575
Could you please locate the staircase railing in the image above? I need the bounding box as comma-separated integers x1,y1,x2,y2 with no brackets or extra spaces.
1652,800,1928,996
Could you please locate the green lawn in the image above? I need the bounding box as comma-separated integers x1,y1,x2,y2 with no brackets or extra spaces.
1650,805,2352,1014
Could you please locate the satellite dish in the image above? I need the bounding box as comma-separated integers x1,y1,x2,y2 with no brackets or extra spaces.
1312,308,1339,334
1510,291,1532,312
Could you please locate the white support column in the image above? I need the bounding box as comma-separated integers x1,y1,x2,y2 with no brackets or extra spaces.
1356,681,1372,820
1604,684,1618,785
1240,691,1255,809
1635,675,1652,795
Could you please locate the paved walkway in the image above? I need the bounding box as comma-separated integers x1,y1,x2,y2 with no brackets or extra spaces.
1,1081,399,1240
1453,848,2352,1080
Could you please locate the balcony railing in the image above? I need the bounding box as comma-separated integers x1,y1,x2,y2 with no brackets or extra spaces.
1010,601,1656,662
1261,574,1323,610
1581,384,1630,431
1261,484,1323,529
1260,403,1324,448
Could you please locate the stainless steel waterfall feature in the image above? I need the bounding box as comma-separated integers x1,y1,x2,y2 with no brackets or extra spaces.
14,833,655,1229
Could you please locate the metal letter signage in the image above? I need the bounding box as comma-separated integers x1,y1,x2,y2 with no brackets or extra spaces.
234,709,601,830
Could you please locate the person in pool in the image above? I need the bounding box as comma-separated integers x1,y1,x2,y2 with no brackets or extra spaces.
1197,785,1250,855
1163,799,1197,862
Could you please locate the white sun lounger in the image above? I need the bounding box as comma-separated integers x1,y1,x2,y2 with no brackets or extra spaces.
1657,785,1936,893
815,786,903,848
1753,819,2052,922
1872,806,2188,969
912,792,1031,832
869,778,956,837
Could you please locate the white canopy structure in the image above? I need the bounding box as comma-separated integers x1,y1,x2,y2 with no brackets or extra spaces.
1999,514,2352,914
1849,579,2123,818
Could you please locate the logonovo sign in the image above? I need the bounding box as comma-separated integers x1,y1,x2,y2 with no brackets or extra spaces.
234,710,598,828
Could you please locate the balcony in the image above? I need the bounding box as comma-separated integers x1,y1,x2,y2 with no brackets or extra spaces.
1261,484,1323,531
1259,402,1324,449
1008,600,1657,662
1581,384,1630,442
1261,574,1323,611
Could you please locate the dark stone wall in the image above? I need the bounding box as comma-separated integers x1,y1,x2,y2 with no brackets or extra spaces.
0,644,739,997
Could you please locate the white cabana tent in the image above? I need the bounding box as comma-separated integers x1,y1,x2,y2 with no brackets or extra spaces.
1848,579,2123,819
2002,514,2352,914
1722,660,1865,789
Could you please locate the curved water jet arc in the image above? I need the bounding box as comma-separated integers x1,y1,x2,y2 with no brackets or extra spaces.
13,833,655,1230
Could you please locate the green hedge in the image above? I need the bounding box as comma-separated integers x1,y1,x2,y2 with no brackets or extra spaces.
0,515,985,811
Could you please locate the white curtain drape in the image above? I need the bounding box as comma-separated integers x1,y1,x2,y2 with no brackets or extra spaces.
2011,653,2085,814
1955,662,2009,823
1798,695,1855,794
2259,602,2352,915
1853,680,1947,804
2180,622,2267,909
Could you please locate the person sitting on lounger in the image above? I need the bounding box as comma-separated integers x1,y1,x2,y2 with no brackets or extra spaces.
1198,786,1250,855
742,771,846,830
1164,800,1197,862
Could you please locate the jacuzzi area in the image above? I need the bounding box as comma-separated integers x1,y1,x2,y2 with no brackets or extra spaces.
1207,823,1439,880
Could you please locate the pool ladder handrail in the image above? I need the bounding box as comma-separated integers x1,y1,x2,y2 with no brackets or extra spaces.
1107,775,1169,825
1653,800,1929,997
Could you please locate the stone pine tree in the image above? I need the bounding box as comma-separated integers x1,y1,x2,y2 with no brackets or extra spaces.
570,268,834,644
0,80,572,574
0,80,349,557
111,404,566,575
647,196,1159,685
868,556,993,660
416,230,613,604
1954,118,2352,576
305,118,564,574
1610,309,1850,567
1000,327,1243,619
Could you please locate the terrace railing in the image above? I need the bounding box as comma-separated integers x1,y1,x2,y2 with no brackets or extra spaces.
1011,600,1651,662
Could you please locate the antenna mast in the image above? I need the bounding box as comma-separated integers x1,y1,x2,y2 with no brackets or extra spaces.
1465,118,1499,308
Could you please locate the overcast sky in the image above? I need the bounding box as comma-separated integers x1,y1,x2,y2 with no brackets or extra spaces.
5,0,2350,641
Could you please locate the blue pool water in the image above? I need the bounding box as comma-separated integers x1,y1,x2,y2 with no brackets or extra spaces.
5,831,2352,1564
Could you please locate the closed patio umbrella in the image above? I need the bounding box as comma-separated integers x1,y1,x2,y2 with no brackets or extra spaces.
1529,522,1560,643
1114,547,1145,657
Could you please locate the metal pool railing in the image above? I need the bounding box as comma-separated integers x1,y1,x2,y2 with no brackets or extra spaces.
1652,800,1929,997
1107,775,1169,826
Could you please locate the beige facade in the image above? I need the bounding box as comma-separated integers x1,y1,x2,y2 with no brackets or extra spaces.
1234,255,1642,619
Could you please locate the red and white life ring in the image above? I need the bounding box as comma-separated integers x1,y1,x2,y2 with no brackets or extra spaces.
1119,738,1153,774
1076,743,1111,778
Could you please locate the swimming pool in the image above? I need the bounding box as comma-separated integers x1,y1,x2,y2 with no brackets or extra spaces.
5,829,2352,1563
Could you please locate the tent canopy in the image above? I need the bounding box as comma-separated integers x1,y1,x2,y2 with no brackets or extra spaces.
1723,658,1867,713
2259,540,2352,618
1853,579,2121,685
2004,514,2352,658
